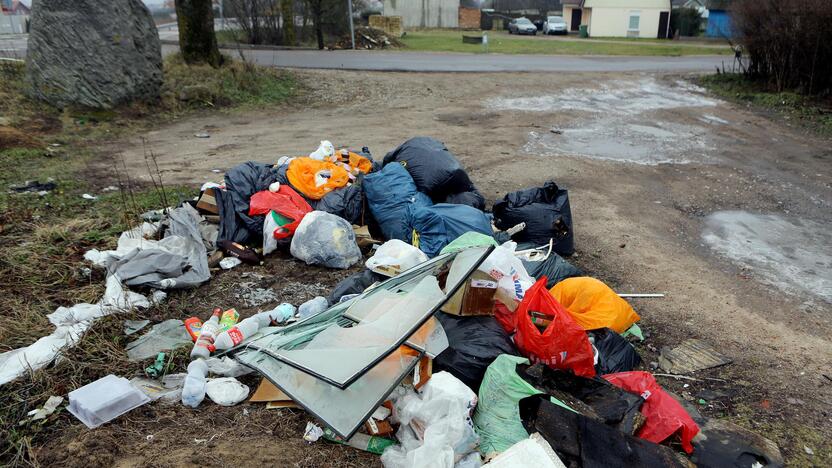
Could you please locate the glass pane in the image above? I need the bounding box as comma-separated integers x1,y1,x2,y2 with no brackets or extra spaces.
235,345,420,439
240,246,491,388
629,15,640,30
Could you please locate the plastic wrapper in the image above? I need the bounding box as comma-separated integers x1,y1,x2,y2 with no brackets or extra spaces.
290,211,362,269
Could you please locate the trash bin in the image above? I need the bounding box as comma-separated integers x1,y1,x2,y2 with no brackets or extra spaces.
579,25,588,38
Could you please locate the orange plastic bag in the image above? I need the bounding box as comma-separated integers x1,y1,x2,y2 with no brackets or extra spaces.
549,277,640,334
514,277,596,378
342,151,373,174
286,157,350,200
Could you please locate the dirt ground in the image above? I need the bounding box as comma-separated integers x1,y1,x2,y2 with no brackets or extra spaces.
67,70,832,466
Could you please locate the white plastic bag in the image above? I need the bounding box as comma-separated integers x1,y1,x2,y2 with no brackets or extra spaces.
477,242,534,302
366,239,429,277
263,211,280,256
381,372,481,468
205,377,249,406
309,140,335,161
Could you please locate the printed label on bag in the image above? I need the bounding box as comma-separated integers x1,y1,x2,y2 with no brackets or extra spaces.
367,418,379,434
470,279,497,289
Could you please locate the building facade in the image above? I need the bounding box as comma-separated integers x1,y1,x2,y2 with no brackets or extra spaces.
563,0,671,38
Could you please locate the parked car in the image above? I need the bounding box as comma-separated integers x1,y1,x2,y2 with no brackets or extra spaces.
508,17,537,35
543,16,568,35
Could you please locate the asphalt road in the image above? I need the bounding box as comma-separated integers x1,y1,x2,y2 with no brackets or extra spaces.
2,32,727,72
170,45,729,73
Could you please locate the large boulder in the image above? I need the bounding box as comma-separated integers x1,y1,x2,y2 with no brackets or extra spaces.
26,0,163,109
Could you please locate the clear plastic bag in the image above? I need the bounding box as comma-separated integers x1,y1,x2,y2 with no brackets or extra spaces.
289,211,362,269
477,242,534,302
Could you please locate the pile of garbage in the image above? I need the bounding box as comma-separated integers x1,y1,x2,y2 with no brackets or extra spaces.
331,26,404,50
1,137,784,467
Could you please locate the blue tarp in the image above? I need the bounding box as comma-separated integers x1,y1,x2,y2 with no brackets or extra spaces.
363,163,432,243
406,203,494,257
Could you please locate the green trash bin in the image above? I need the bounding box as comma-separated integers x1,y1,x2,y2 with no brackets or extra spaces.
579,25,588,38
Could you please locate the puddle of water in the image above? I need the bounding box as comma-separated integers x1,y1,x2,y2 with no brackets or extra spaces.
488,77,722,165
702,211,832,304
487,77,718,115
525,121,714,165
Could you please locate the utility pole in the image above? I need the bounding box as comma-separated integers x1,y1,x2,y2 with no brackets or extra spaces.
347,0,355,49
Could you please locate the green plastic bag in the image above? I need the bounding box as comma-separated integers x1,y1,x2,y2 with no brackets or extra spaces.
440,231,498,255
473,354,574,458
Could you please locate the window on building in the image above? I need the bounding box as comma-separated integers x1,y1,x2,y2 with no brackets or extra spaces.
628,11,641,31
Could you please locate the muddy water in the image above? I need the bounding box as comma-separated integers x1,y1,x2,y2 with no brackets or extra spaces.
702,210,832,305
489,77,723,165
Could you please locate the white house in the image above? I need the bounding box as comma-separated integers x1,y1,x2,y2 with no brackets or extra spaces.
562,0,672,38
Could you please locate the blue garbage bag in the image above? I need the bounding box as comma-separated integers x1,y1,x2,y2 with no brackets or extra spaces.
406,203,493,257
363,163,432,242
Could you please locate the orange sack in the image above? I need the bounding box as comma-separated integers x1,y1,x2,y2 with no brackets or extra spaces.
549,277,640,333
286,157,350,200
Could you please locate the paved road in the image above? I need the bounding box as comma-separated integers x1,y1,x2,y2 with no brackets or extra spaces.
163,44,729,73
3,32,728,72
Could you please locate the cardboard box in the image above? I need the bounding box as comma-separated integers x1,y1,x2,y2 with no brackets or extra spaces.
251,378,298,408
441,271,497,316
196,188,219,215
364,418,395,437
403,356,432,390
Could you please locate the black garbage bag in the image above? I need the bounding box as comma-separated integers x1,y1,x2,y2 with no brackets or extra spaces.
326,269,387,305
516,363,643,435
216,161,281,245
382,137,478,201
433,312,519,392
519,395,689,468
517,242,582,288
493,181,574,256
590,328,642,375
444,189,486,210
315,181,368,226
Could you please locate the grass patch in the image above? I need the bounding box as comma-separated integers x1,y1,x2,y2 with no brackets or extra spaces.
399,30,732,56
0,53,295,464
699,73,832,135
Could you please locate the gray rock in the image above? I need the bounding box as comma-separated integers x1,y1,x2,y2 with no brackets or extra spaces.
26,0,162,109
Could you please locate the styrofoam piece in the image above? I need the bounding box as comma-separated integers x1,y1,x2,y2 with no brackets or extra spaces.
67,374,150,428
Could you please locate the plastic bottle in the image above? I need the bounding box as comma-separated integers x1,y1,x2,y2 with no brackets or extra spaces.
190,308,221,360
269,303,297,324
213,314,271,351
181,358,208,408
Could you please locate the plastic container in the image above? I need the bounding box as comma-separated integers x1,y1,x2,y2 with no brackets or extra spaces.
67,374,150,428
191,308,221,360
181,359,209,408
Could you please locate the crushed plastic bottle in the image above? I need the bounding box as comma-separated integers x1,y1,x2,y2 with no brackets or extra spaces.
181,359,208,408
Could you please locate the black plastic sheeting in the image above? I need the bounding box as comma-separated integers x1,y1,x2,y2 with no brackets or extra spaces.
517,242,583,288
590,328,642,375
516,363,643,435
314,179,368,226
216,162,281,245
382,137,481,204
493,181,575,256
433,312,519,392
326,269,387,305
519,395,689,468
444,189,486,210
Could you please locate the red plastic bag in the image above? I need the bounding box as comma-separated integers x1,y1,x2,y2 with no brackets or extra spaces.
513,277,596,378
604,371,700,454
493,302,516,334
248,186,312,239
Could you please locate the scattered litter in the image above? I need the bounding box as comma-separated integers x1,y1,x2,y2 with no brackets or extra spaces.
194,132,210,138
659,339,732,374
290,211,362,269
125,319,192,361
123,319,150,335
21,396,64,424
9,179,56,194
182,359,209,408
324,427,396,455
691,418,784,467
804,445,814,456
366,239,428,277
131,376,183,402
145,352,167,378
206,356,253,377
219,256,242,269
304,422,324,443
205,377,249,406
81,193,98,200
67,374,151,428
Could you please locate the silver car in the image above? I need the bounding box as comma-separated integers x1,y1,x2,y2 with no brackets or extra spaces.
544,16,568,35
508,17,538,35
